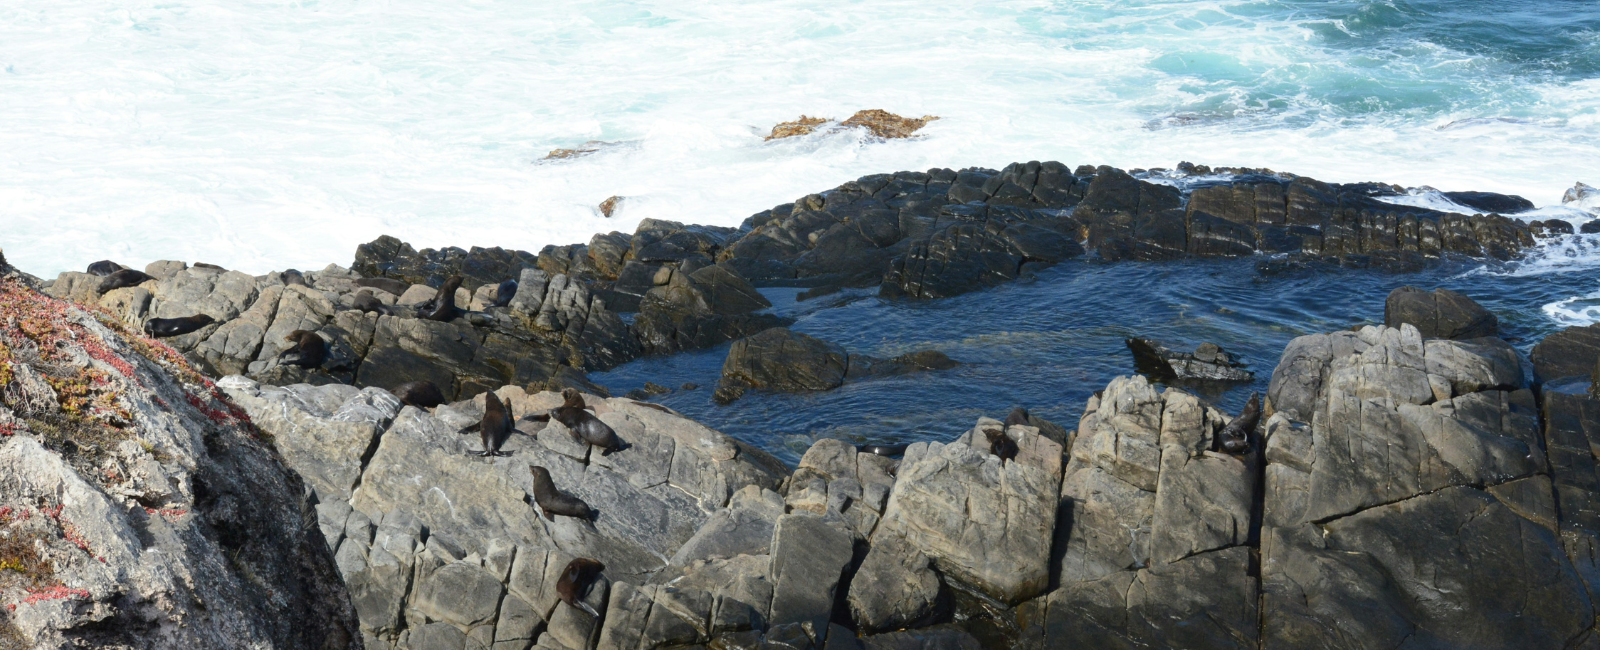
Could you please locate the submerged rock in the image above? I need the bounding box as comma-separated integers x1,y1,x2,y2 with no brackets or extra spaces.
714,328,957,403
766,115,830,140
840,110,940,139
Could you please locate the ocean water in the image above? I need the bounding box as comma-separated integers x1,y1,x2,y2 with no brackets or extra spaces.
3,0,1598,281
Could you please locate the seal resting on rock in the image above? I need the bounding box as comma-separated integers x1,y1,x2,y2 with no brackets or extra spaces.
490,278,518,308
97,269,153,294
277,330,327,369
857,443,910,457
460,391,513,457
280,269,307,286
418,275,464,322
143,315,215,339
524,388,626,455
86,260,125,276
194,262,225,271
1217,392,1260,455
983,427,1018,464
529,466,595,521
392,380,445,409
349,290,393,315
1004,407,1030,428
556,558,605,617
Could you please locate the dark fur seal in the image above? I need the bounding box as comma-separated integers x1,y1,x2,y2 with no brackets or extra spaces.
393,380,445,409
857,443,910,457
194,262,225,271
278,330,327,368
143,315,215,338
556,558,605,617
529,466,595,521
983,427,1018,464
97,269,153,294
86,260,125,276
350,290,393,315
1004,407,1031,429
469,391,514,457
354,277,411,297
490,279,518,308
524,388,625,455
1217,392,1260,455
419,275,464,322
280,269,307,286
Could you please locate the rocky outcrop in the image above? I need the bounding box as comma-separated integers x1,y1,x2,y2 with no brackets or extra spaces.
1126,338,1253,382
714,328,957,403
0,271,358,648
1384,285,1499,340
1532,322,1600,386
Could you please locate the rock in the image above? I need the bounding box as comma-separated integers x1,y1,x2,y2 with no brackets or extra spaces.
877,419,1062,604
839,110,939,139
717,328,848,402
352,235,538,291
1126,338,1253,382
845,350,958,379
634,263,790,355
767,513,854,640
598,196,623,218
862,626,981,650
1532,323,1600,385
767,116,830,141
847,532,945,632
1383,285,1498,340
1441,190,1534,214
0,277,360,648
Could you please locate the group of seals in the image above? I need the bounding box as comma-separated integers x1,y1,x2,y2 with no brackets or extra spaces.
278,330,327,368
143,314,215,338
524,388,626,455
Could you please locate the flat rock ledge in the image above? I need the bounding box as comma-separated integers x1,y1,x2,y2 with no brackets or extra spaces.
206,287,1600,649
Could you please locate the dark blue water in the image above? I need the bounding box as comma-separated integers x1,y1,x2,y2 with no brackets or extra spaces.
595,249,1600,465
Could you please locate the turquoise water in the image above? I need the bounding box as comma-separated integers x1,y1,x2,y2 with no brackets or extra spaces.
2,0,1597,277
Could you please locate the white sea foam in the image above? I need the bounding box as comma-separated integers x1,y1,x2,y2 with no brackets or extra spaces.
1,0,1598,279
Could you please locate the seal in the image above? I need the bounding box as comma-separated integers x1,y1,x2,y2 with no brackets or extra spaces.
420,275,464,322
86,260,125,276
983,427,1018,464
392,380,445,409
529,465,595,521
194,262,225,271
473,391,514,457
281,269,307,287
143,315,215,339
350,290,393,315
97,269,154,294
278,330,327,369
857,443,910,457
1217,392,1260,455
490,278,518,308
354,277,411,297
524,388,625,454
1004,407,1031,429
555,558,605,617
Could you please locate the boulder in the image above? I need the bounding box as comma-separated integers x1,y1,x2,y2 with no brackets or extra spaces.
716,328,848,402
1383,285,1498,340
1126,338,1253,382
1532,322,1600,385
0,275,360,649
767,513,854,641
634,263,789,355
847,532,945,632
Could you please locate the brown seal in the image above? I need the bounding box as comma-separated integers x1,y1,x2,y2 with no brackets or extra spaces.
525,388,625,454
556,558,605,617
98,269,153,294
983,427,1018,464
529,466,595,521
392,380,445,409
349,290,393,315
143,314,215,339
86,260,125,276
474,391,513,457
278,330,327,368
420,275,464,322
1217,392,1260,455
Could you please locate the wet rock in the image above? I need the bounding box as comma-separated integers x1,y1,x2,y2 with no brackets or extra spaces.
634,263,790,355
716,328,847,402
839,110,939,139
1126,338,1253,382
1532,322,1600,385
353,235,538,291
1443,190,1535,214
1383,285,1498,340
598,196,623,218
766,116,831,140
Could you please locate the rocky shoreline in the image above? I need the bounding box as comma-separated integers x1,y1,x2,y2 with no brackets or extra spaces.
4,162,1600,649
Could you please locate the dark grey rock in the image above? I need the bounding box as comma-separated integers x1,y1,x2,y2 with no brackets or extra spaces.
1383,285,1498,340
